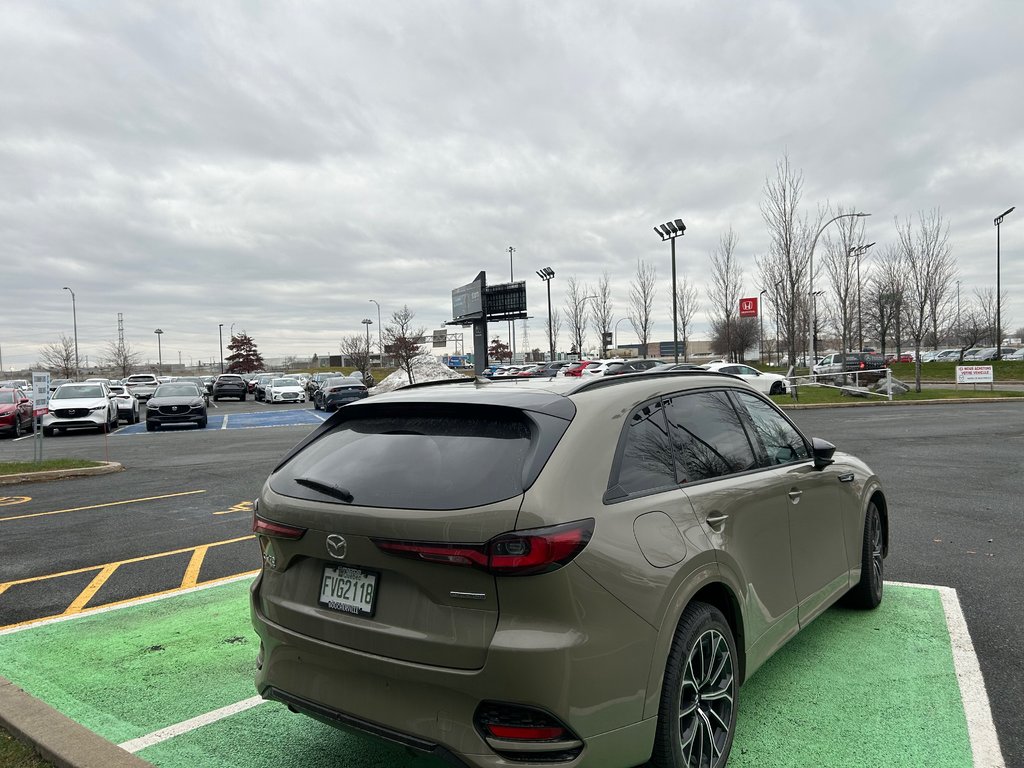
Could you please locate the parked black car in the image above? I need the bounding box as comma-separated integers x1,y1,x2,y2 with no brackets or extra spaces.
313,376,368,411
145,382,208,431
213,374,247,401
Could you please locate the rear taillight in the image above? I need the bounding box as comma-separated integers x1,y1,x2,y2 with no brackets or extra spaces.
859,360,866,369
373,519,594,576
474,702,582,761
252,513,306,540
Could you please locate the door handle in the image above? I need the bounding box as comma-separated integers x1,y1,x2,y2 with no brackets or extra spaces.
787,490,802,504
705,514,728,528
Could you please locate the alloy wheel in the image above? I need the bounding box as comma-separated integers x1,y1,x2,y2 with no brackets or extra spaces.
678,629,734,768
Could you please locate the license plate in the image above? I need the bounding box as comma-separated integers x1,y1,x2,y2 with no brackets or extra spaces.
319,565,378,617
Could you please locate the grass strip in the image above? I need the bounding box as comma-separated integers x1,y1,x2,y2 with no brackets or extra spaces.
0,459,105,476
772,386,1023,405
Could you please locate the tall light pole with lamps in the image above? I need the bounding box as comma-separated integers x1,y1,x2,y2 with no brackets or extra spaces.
507,246,516,359
653,219,686,363
218,324,224,373
62,287,80,380
955,280,961,347
614,316,629,350
994,207,1014,357
154,329,164,376
361,319,373,371
536,267,555,361
369,299,382,366
808,212,871,364
847,241,875,351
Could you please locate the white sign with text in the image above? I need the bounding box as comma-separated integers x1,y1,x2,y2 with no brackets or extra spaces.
956,365,994,384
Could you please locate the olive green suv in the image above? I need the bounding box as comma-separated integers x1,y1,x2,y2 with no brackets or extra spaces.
250,371,889,768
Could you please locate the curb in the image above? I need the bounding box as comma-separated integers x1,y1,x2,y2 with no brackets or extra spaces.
779,396,1024,409
0,676,153,768
0,462,124,486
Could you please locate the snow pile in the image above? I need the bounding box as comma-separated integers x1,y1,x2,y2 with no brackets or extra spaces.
373,353,469,394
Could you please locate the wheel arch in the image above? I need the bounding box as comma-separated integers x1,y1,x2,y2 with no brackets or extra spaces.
869,489,889,557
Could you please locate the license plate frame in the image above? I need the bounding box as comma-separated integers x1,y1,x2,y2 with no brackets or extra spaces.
318,564,379,617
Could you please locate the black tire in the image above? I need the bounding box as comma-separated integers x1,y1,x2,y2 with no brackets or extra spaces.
240,394,246,401
13,418,22,438
132,408,139,424
197,418,208,429
769,381,783,395
146,422,157,432
845,500,884,609
43,426,55,437
651,602,738,768
213,395,220,402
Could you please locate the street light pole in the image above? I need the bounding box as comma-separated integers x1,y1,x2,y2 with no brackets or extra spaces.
808,212,870,364
218,324,224,373
758,289,767,364
154,329,164,376
847,242,875,351
369,299,382,366
956,280,961,347
536,267,555,361
653,219,686,363
994,207,1014,358
361,319,373,373
614,316,628,350
508,246,516,360
62,287,79,380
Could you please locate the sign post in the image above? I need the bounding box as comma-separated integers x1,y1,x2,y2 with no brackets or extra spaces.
31,371,50,461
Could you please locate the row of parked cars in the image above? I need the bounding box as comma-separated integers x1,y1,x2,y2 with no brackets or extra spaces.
484,359,793,395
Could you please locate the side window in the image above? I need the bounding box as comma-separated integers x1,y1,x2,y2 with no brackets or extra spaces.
613,400,677,495
734,391,810,466
664,391,758,483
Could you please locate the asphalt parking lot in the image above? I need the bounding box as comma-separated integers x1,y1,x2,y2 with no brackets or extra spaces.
0,398,1021,767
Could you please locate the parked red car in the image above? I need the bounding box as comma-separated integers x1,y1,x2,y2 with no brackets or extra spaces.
0,387,34,438
561,360,594,377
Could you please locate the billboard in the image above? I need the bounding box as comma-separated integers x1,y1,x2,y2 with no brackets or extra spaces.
739,297,758,318
484,281,527,321
452,273,485,323
432,330,448,348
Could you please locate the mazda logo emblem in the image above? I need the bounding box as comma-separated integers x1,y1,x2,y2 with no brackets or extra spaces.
326,534,347,560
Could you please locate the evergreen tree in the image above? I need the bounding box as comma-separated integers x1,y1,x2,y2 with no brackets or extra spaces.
226,331,265,373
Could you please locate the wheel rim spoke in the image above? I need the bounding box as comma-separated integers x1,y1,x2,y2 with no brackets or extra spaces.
678,627,734,767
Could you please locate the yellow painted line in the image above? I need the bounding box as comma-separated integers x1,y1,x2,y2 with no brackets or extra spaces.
0,535,255,589
213,500,254,516
180,545,210,589
0,489,207,523
0,583,9,598
0,570,261,632
0,496,32,507
64,563,119,615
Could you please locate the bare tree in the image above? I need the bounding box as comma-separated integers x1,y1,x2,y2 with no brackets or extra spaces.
591,272,613,358
563,276,590,357
39,335,77,378
101,339,143,378
895,209,954,391
384,305,425,385
864,245,906,356
675,277,700,361
708,227,742,361
339,335,371,379
628,259,657,358
758,154,819,367
972,287,1010,346
546,307,562,359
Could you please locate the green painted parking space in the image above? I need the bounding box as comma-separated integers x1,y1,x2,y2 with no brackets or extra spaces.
0,580,977,767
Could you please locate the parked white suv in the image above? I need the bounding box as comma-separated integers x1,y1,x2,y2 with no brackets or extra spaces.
124,373,160,401
42,382,119,435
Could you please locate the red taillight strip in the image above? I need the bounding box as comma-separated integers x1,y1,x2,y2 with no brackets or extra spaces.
252,514,307,540
486,724,566,740
372,519,594,576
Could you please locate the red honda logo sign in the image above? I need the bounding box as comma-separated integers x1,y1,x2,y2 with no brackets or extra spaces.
739,297,758,318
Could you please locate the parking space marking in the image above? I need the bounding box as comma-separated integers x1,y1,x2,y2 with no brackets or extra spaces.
0,489,206,523
0,535,255,631
0,496,31,507
119,696,266,753
221,414,229,430
893,581,1004,768
213,501,254,516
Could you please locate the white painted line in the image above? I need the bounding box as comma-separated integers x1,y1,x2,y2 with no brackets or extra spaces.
890,581,1006,768
311,412,327,421
118,696,266,753
0,572,256,636
220,414,229,430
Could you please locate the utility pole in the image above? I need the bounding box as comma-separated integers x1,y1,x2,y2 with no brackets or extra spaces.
508,246,516,361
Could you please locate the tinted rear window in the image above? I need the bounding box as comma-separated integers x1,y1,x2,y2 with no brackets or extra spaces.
271,405,553,510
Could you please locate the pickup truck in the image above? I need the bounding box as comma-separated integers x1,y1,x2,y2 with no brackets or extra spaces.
124,373,160,401
812,352,887,385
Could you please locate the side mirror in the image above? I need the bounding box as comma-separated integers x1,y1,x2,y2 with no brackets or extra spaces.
811,437,836,470
19,397,31,404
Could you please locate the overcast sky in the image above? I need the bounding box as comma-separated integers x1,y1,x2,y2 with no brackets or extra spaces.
2,1,1022,372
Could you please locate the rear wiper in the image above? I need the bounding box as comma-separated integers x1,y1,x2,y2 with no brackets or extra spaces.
294,477,354,503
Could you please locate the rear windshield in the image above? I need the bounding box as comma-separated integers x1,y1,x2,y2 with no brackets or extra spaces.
271,405,554,510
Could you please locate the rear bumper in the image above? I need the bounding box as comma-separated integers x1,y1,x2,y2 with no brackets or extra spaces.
250,571,657,768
